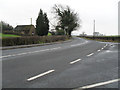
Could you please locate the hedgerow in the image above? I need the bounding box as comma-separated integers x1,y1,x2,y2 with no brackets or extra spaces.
78,36,120,42
2,35,70,46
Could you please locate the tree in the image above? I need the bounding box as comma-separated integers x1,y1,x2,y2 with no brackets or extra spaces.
44,13,49,35
0,21,13,31
53,5,80,36
36,9,49,36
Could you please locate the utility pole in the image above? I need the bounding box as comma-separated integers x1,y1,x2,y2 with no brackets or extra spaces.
93,20,95,36
0,21,2,33
30,18,32,25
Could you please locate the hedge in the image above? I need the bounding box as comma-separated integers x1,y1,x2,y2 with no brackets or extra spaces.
2,35,70,46
79,36,120,42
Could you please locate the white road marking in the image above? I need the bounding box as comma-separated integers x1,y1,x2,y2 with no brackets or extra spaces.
17,53,27,56
87,53,94,57
97,50,101,52
1,47,61,59
71,44,81,47
103,44,107,48
104,46,106,48
106,50,117,53
40,49,50,52
77,78,120,89
0,55,13,58
101,48,104,50
50,47,61,50
27,70,55,81
71,41,88,47
70,59,81,64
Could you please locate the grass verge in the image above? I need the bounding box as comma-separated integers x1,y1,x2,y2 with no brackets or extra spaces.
0,33,21,38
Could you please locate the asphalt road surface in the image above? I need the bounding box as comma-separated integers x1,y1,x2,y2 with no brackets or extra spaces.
2,37,119,89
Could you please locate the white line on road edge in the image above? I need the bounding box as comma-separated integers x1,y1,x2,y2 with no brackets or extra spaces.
97,50,101,52
1,47,61,59
104,45,107,48
104,44,107,47
70,59,81,64
87,53,94,57
27,70,55,81
75,78,120,89
71,44,83,47
50,47,61,50
71,41,88,47
101,48,104,50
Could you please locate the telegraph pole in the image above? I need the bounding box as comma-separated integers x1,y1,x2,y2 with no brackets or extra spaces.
30,18,32,25
0,21,2,33
93,20,95,36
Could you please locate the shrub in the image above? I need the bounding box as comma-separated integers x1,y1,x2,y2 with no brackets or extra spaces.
79,36,120,42
2,35,70,46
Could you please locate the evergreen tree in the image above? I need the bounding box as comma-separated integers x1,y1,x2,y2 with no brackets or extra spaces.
36,9,49,36
0,21,13,31
44,13,49,35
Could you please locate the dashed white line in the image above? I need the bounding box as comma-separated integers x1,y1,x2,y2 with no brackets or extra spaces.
17,53,27,56
97,50,101,52
50,47,61,50
76,78,120,89
70,59,81,64
38,49,50,52
103,44,108,48
105,44,108,46
0,55,13,58
71,44,81,47
71,41,88,47
87,53,94,57
1,47,61,59
101,48,104,50
27,69,55,81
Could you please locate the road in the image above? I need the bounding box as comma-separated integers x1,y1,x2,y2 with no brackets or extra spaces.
2,37,119,89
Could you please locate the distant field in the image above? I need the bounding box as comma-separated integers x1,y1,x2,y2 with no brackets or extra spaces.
0,33,21,38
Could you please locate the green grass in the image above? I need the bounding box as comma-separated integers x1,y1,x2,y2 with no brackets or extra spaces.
47,33,52,36
0,33,21,38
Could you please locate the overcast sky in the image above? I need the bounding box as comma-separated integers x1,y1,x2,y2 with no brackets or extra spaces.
0,0,119,35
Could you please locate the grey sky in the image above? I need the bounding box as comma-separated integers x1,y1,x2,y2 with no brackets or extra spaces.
0,0,119,35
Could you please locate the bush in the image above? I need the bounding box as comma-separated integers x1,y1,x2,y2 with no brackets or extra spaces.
79,36,120,42
2,35,70,46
